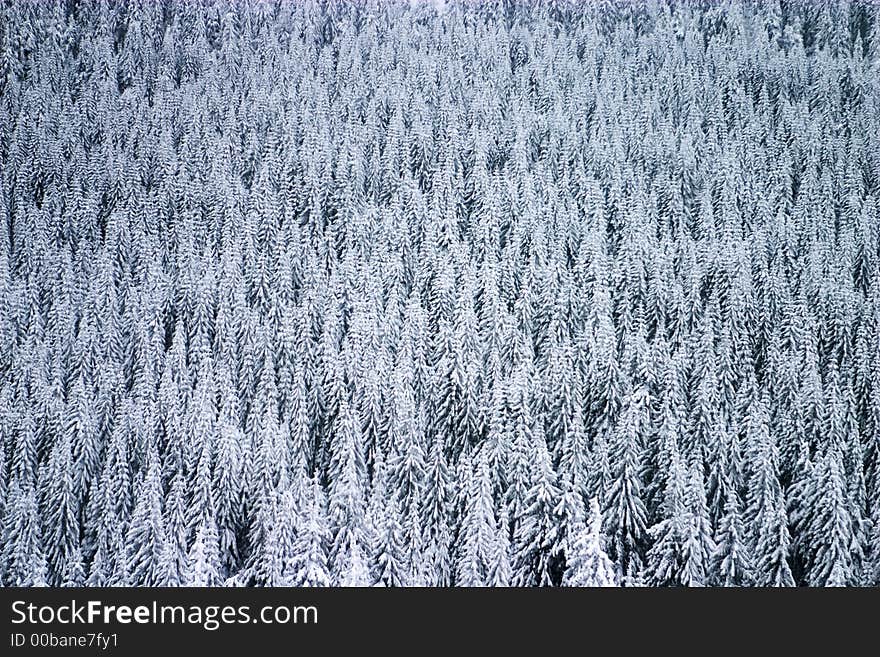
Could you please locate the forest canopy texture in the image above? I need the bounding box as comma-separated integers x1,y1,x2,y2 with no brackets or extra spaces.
1,0,880,588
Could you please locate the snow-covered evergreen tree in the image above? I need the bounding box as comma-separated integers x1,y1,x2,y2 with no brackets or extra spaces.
563,498,617,587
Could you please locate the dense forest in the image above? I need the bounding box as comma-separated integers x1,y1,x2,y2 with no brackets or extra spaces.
1,0,879,587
